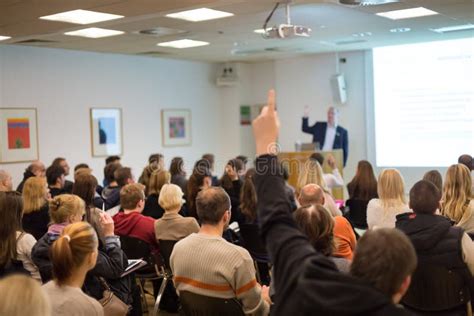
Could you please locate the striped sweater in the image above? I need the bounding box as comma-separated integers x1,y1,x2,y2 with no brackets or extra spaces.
170,233,269,315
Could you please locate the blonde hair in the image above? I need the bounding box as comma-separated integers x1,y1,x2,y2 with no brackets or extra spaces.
377,169,406,208
441,164,473,223
148,170,171,196
159,184,184,211
0,274,50,316
22,177,47,214
49,194,85,224
51,222,98,286
297,159,328,194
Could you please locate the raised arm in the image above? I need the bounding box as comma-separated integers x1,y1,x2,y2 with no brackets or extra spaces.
302,105,316,134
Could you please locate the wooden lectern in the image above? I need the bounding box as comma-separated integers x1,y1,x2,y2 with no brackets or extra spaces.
278,149,344,200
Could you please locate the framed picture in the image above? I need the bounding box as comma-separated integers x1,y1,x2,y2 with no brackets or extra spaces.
0,108,39,163
161,109,191,147
90,108,123,157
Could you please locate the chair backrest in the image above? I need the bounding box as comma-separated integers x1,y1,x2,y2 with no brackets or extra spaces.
402,264,471,312
179,291,245,316
158,239,178,269
345,198,369,229
120,235,153,263
238,223,268,261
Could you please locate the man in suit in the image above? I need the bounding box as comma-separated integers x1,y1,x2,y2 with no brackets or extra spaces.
302,106,348,166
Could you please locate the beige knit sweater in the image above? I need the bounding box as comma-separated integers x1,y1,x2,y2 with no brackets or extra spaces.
170,233,269,315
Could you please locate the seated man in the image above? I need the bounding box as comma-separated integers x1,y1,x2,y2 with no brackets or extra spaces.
170,187,270,315
16,160,46,193
253,89,416,315
299,183,341,216
51,157,73,193
0,170,13,192
46,165,66,198
113,183,158,252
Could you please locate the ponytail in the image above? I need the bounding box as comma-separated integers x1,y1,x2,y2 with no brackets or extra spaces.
51,222,98,286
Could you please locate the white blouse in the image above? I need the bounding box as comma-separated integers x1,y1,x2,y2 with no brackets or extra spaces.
367,198,411,229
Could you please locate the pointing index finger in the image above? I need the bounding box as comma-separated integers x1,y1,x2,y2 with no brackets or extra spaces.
267,89,276,113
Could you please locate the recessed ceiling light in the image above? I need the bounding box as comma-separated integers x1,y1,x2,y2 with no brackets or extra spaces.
166,8,233,22
390,27,411,33
376,7,438,20
352,32,372,37
430,24,474,33
254,28,272,34
0,35,11,41
40,9,123,25
157,39,209,49
64,27,124,38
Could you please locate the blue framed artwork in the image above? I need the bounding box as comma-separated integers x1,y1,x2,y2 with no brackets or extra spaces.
90,108,122,157
161,109,191,147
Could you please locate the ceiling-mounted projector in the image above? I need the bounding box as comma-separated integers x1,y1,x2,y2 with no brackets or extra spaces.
339,0,399,5
262,1,311,39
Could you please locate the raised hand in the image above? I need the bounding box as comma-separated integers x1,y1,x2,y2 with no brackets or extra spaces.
99,211,115,237
252,89,280,156
303,105,310,117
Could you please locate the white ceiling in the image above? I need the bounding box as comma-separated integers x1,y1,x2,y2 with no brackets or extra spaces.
0,0,473,62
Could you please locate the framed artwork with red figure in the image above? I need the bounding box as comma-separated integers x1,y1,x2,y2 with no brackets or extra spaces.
0,108,39,163
161,109,191,147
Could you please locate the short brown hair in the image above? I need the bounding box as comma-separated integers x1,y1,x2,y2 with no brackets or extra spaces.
120,183,145,210
409,180,440,214
104,162,121,183
196,187,230,225
351,228,417,298
115,167,133,187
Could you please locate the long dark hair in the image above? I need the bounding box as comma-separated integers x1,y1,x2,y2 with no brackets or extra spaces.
0,191,23,269
240,169,257,222
170,157,186,177
347,160,378,200
220,159,242,191
187,159,212,218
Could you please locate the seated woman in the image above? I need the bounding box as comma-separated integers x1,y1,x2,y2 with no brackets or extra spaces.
154,184,199,241
0,191,40,280
240,168,258,225
42,222,104,315
294,204,350,273
367,169,410,229
143,170,171,219
220,159,244,223
187,159,213,220
22,177,50,240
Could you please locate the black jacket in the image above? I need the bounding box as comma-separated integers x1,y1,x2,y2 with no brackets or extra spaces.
101,185,121,210
22,204,49,240
255,155,411,315
32,232,132,303
16,169,35,193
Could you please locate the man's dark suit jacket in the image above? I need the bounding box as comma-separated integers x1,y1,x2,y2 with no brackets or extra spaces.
302,117,348,166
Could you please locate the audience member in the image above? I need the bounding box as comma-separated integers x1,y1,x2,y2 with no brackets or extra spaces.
367,169,410,229
143,170,171,219
22,177,50,240
220,159,243,223
100,163,122,210
16,160,46,193
169,156,187,194
0,169,13,191
74,163,90,172
422,170,443,193
171,187,270,315
240,168,258,224
298,183,341,216
51,157,73,193
281,164,298,212
0,274,50,316
441,164,474,233
294,204,351,272
187,159,213,219
103,155,121,187
252,90,416,314
42,222,104,315
113,183,159,251
138,153,164,196
236,155,249,177
458,154,474,194
46,165,66,198
0,191,40,280
154,184,199,241
310,152,344,189
202,153,219,186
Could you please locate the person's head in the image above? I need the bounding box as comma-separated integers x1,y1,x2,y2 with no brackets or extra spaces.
74,163,90,173
202,153,215,171
422,170,443,193
409,180,441,214
72,173,98,208
120,183,145,212
309,152,324,166
29,160,46,177
170,157,186,177
196,187,231,227
441,164,473,223
236,155,248,175
159,184,185,212
220,159,242,190
351,228,417,303
294,204,335,256
458,154,473,171
377,169,406,207
348,160,378,200
0,274,50,316
148,170,171,196
0,169,13,191
0,191,23,269
187,162,213,216
74,167,93,182
240,168,258,222
49,194,85,224
52,157,70,176
327,106,339,127
105,155,121,165
297,159,328,193
115,166,134,187
298,184,325,206
22,176,48,214
51,222,98,286
46,165,66,188
104,161,122,184
148,153,164,167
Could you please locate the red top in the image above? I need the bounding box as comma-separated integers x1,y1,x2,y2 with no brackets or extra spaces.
113,211,159,251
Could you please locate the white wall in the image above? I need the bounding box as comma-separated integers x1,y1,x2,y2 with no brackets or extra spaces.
0,45,222,187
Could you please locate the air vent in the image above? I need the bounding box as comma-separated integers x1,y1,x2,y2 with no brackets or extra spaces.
137,27,189,38
136,51,171,57
232,46,302,55
13,39,57,45
339,0,399,5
